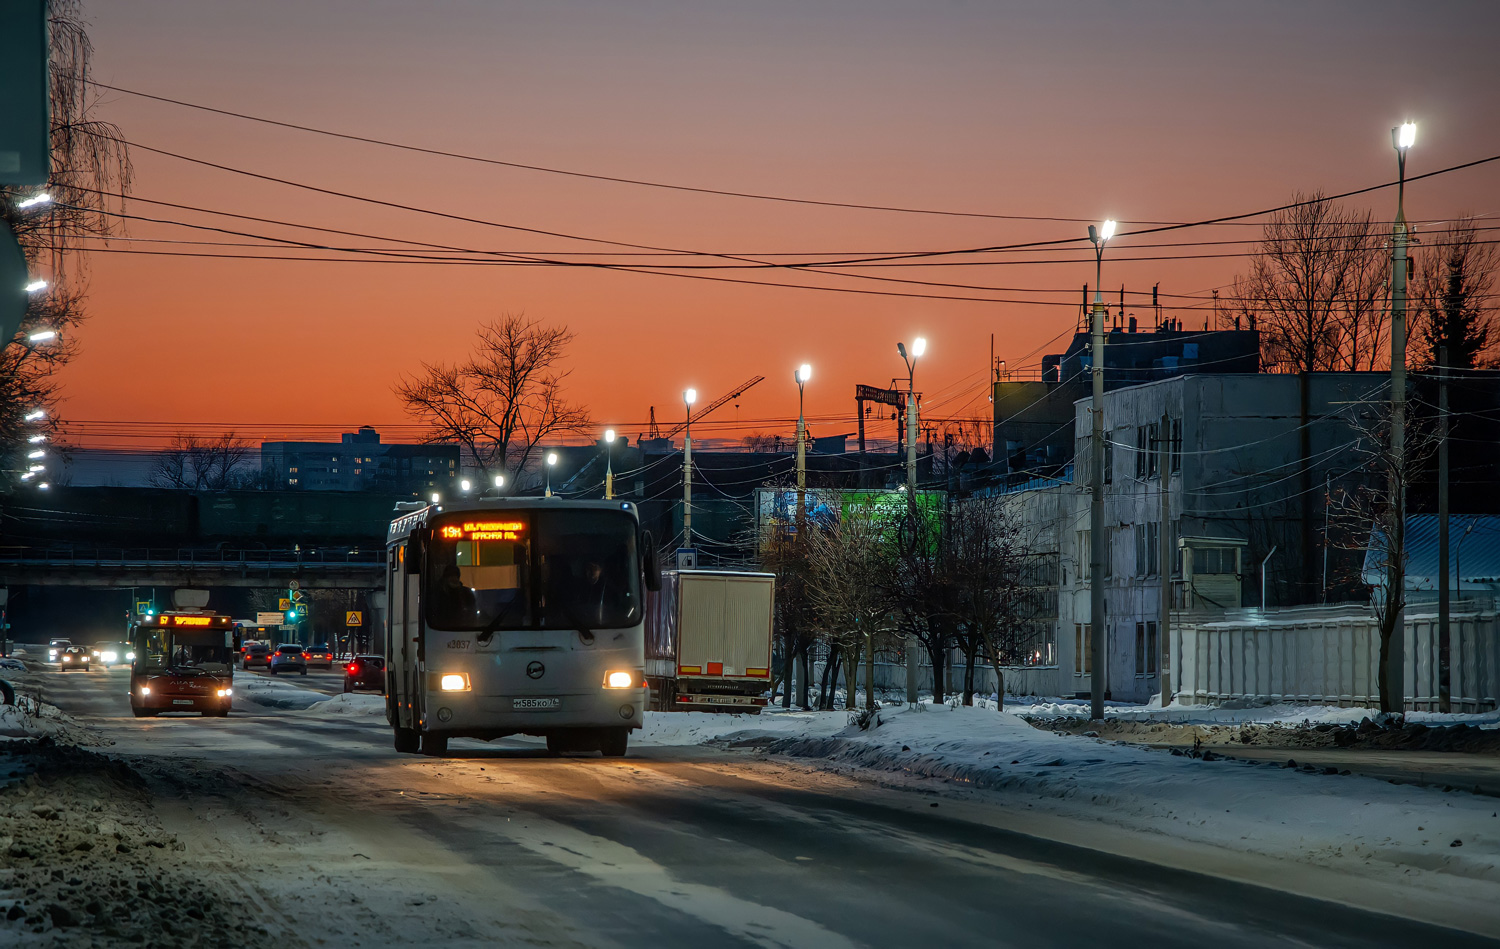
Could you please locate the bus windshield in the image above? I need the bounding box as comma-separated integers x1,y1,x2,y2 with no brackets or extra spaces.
133,628,235,675
425,509,640,632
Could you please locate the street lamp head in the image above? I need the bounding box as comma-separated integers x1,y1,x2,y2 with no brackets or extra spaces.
912,337,926,358
24,410,44,421
1394,122,1417,150
604,428,615,443
493,473,505,488
16,193,51,209
28,435,44,443
430,492,440,503
797,363,812,384
683,388,697,406
27,450,44,459
896,342,907,360
546,452,558,467
460,478,472,492
1100,220,1117,242
24,280,47,293
27,329,56,343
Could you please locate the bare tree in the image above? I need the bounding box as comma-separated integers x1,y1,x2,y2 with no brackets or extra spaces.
1412,216,1498,370
1,2,132,478
804,496,895,712
758,511,817,708
1231,193,1385,373
395,314,591,489
149,433,253,490
885,501,956,703
945,495,1035,706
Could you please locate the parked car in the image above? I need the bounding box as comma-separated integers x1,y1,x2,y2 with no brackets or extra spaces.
48,638,72,662
304,644,335,669
343,655,386,693
59,645,90,671
242,643,272,669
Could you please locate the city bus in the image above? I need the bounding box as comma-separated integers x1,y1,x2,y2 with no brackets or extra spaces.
384,498,660,757
129,612,238,718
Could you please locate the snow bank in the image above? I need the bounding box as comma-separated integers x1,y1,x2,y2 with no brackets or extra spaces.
234,674,329,710
291,692,385,718
634,708,851,747
1008,696,1500,729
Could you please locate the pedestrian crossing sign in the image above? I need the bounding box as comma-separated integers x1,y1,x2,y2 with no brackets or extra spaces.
346,611,363,626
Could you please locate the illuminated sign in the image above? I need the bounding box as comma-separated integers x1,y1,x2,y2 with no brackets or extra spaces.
170,615,212,626
441,520,526,542
143,613,229,627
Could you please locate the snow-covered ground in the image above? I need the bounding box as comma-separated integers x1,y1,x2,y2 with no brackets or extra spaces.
1006,695,1500,728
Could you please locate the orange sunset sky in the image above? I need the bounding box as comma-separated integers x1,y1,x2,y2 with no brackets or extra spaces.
51,0,1500,450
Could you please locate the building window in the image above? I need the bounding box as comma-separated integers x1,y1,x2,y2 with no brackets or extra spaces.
1076,531,1090,582
289,467,298,474
1192,546,1239,576
1103,440,1113,485
1169,418,1183,473
1135,522,1160,577
1135,424,1162,479
1135,621,1158,676
1074,623,1092,676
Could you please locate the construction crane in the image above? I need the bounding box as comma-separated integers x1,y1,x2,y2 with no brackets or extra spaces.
660,375,765,440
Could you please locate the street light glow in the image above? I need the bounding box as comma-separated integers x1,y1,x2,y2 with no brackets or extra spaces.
1100,219,1117,241
24,280,47,293
546,452,558,466
37,483,49,490
493,474,505,488
604,428,615,443
28,465,45,473
24,410,44,421
797,363,812,383
684,388,697,405
460,479,472,492
27,450,44,459
912,338,926,358
430,493,440,503
28,329,56,343
16,193,51,209
1397,122,1417,149
28,435,44,443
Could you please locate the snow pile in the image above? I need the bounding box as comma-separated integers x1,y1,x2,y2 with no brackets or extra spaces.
292,692,385,718
1008,696,1500,729
0,695,101,746
233,673,329,711
634,708,851,747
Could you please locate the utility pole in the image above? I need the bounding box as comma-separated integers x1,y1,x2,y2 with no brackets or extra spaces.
1087,221,1116,721
683,389,697,549
603,429,615,501
898,338,926,705
1158,411,1172,707
1388,122,1416,710
791,365,811,710
1438,346,1451,713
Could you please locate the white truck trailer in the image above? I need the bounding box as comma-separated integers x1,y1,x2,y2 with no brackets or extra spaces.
644,570,774,712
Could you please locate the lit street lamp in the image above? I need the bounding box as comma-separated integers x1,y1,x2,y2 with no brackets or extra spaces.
460,478,472,493
896,338,925,492
27,329,55,343
683,388,697,549
603,428,616,500
1086,218,1116,722
794,364,811,501
545,451,558,497
24,280,46,293
493,473,506,492
1390,121,1416,710
24,409,44,421
16,193,51,209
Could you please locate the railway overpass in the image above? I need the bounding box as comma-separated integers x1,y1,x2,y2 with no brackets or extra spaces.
0,546,385,589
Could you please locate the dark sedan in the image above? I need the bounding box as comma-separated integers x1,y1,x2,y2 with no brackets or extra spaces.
343,655,385,693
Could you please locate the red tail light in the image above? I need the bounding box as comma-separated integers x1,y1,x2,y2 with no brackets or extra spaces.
347,663,359,674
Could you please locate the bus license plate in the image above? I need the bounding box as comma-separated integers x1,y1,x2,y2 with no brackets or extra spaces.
172,699,193,706
512,697,559,710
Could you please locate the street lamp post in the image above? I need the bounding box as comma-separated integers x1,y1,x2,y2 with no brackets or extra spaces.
544,451,558,497
1087,219,1116,722
897,338,926,705
794,365,811,505
1388,122,1415,711
683,388,697,549
603,429,616,501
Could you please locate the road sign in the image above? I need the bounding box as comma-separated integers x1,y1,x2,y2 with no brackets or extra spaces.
346,611,363,626
288,580,300,592
291,590,305,602
278,598,292,611
295,603,308,617
255,611,285,626
136,601,152,614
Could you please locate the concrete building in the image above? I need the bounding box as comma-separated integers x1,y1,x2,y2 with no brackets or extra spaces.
260,426,459,496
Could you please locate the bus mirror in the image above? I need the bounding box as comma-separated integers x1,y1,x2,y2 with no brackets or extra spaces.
641,530,662,592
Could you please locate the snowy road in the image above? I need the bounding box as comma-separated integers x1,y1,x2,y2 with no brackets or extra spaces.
23,667,1500,948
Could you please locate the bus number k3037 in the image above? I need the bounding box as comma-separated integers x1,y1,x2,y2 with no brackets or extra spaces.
446,639,473,651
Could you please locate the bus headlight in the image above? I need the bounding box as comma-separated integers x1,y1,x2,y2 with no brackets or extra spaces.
102,651,118,663
215,689,232,698
439,673,470,692
603,671,637,689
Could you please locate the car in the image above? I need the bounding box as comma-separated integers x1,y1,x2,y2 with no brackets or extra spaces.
268,644,307,676
47,638,72,662
342,655,386,693
59,645,90,671
242,643,272,669
305,644,335,669
90,641,132,667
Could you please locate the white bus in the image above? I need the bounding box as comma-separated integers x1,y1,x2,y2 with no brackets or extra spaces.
384,498,660,757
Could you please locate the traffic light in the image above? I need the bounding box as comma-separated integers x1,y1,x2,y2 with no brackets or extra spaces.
285,610,297,623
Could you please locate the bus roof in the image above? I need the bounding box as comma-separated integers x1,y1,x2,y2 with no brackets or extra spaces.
387,498,640,543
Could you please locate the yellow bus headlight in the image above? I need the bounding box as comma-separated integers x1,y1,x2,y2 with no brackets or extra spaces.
604,671,636,689
439,673,470,692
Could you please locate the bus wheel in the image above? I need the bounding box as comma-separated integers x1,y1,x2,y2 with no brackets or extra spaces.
132,708,156,718
393,727,420,754
599,728,629,758
420,732,448,757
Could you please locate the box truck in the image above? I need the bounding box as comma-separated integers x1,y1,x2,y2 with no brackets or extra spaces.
645,570,774,712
